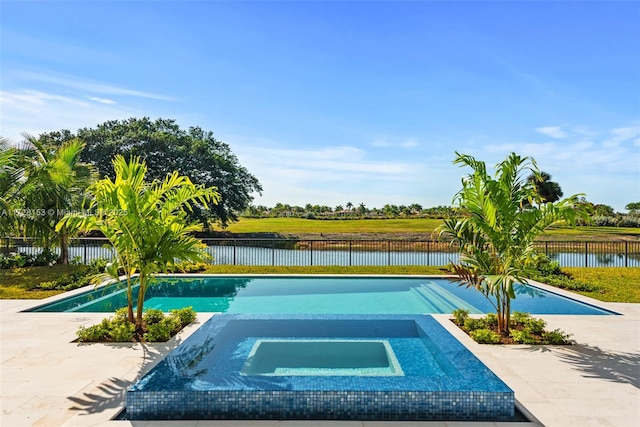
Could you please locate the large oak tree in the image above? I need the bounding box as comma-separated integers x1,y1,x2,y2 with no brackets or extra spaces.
40,117,262,228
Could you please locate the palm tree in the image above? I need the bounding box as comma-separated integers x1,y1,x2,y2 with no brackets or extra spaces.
19,135,96,263
437,152,587,335
527,171,563,203
59,155,220,330
0,138,23,237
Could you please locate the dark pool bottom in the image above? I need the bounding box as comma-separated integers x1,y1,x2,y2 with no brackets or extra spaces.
127,314,514,421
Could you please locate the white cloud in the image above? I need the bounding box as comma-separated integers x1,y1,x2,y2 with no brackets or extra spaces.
17,71,174,101
236,144,419,178
603,126,640,148
535,126,567,139
371,139,419,149
0,89,139,141
87,96,116,105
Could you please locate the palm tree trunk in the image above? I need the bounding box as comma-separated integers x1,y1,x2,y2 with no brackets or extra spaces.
135,273,146,329
60,225,69,264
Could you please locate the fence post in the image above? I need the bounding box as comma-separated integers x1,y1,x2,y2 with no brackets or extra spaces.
426,240,430,266
387,241,391,266
349,241,352,266
233,239,237,266
310,240,313,266
272,240,275,266
585,242,588,267
83,239,88,264
625,241,628,268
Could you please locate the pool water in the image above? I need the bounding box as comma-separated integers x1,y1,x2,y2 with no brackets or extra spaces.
28,275,615,315
241,339,403,376
126,314,515,421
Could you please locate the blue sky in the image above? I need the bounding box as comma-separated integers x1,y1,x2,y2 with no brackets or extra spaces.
1,1,639,212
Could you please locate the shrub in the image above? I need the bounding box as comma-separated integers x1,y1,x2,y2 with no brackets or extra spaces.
143,308,165,325
483,312,498,329
76,306,196,342
169,306,197,327
33,250,59,266
618,217,640,228
169,261,208,273
511,311,532,326
463,317,485,332
523,317,547,335
543,329,572,345
112,307,129,323
144,317,181,342
531,254,562,276
108,322,135,342
451,310,571,345
510,329,538,344
0,250,60,269
452,308,470,325
33,257,109,292
77,318,111,342
592,216,618,227
469,328,501,344
529,256,600,292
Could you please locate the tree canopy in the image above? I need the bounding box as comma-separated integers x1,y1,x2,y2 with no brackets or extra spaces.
527,171,563,203
626,202,640,213
40,117,262,228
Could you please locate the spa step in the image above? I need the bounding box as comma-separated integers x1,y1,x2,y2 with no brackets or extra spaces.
411,283,479,313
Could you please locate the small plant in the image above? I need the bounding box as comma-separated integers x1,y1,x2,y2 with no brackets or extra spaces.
463,317,485,332
510,329,538,345
143,308,165,325
542,329,572,345
469,328,501,344
77,319,111,342
170,306,197,326
483,312,498,329
451,310,572,345
523,317,547,335
510,311,532,325
108,322,135,342
452,308,470,325
76,306,196,343
144,317,181,342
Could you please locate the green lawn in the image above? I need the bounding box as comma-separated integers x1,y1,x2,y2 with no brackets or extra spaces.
562,267,640,303
220,217,640,240
0,265,88,299
221,217,444,235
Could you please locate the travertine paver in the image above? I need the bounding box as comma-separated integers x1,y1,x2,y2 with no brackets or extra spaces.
1,279,639,427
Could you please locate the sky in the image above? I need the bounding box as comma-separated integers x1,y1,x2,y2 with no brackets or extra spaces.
1,1,639,212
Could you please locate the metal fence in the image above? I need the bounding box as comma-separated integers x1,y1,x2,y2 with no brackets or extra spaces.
2,237,639,268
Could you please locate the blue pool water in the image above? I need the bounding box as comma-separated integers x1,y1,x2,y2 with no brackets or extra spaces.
126,314,515,421
28,275,615,315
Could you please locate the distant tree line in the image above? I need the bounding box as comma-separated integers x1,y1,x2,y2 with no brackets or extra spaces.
242,203,461,219
242,200,640,226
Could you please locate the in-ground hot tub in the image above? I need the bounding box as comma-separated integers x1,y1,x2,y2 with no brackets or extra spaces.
126,314,514,421
241,339,404,376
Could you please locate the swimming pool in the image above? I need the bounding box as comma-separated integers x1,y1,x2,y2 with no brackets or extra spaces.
28,275,615,315
126,314,515,421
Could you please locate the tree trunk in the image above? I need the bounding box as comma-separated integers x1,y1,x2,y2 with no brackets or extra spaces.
135,273,146,328
60,225,69,265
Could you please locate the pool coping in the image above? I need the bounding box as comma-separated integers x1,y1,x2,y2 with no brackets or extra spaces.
2,274,639,426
